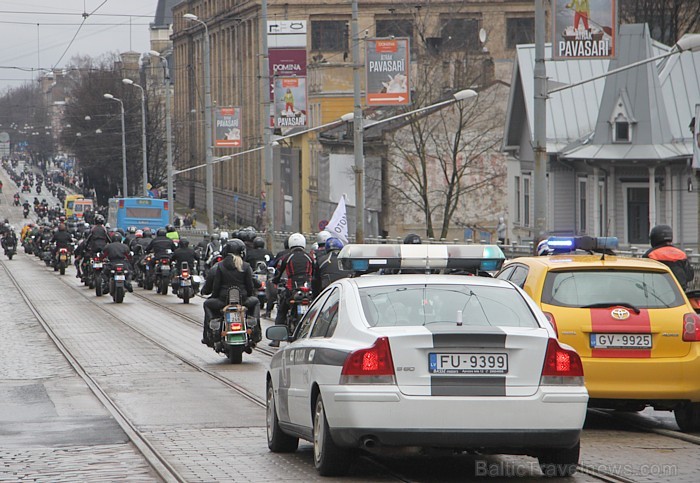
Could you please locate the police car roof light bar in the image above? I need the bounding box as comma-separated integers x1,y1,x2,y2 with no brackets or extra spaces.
338,244,506,274
545,236,619,254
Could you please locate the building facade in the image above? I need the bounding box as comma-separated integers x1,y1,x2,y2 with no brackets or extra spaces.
503,24,700,250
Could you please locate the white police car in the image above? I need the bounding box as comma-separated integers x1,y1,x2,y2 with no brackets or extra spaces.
265,244,588,477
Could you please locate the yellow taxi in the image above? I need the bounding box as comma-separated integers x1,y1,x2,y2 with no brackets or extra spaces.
496,236,700,432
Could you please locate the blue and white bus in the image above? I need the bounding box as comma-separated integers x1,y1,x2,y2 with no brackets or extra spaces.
108,197,170,231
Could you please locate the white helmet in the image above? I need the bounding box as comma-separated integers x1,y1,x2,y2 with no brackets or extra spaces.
219,231,229,241
288,232,306,249
316,230,331,245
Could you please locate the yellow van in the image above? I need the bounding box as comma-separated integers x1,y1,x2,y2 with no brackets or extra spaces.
72,199,94,219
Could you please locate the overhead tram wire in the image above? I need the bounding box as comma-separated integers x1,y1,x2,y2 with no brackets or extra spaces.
52,0,110,69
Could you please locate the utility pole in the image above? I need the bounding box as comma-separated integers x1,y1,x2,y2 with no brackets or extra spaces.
261,0,274,248
532,0,548,246
352,0,364,243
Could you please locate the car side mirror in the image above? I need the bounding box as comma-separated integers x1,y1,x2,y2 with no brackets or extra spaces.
266,325,289,342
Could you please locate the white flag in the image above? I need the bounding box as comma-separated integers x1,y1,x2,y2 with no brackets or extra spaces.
326,195,348,243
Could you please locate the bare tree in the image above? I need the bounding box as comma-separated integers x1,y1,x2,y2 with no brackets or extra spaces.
380,9,507,240
620,0,700,45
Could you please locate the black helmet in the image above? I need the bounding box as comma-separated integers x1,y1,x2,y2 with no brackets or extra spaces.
231,229,240,240
179,238,190,248
156,228,167,237
403,233,422,245
166,224,175,232
94,214,105,225
143,227,152,237
222,238,246,258
253,236,265,249
111,232,123,243
649,224,673,247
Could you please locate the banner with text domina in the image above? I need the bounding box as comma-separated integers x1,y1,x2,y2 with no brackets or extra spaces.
366,38,410,106
553,0,617,60
214,107,242,147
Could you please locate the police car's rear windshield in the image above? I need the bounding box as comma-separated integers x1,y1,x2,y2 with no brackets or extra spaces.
542,270,685,309
358,284,538,328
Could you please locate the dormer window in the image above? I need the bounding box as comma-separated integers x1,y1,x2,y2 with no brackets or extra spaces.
615,120,630,142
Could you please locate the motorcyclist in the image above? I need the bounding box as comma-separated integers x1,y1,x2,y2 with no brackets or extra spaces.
204,232,222,268
171,238,199,275
84,214,111,256
200,239,260,346
50,223,73,267
102,232,134,292
124,226,137,246
246,236,273,268
146,228,177,259
311,230,331,261
271,233,314,340
643,224,694,290
313,237,346,296
165,223,179,241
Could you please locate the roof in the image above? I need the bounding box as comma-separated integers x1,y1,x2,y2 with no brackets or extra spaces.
153,0,180,27
503,23,700,160
511,254,672,271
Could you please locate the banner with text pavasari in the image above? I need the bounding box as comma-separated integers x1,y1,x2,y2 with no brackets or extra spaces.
214,107,242,147
366,38,410,106
553,0,617,60
274,77,307,129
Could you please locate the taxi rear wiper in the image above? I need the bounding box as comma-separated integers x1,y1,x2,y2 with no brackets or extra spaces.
581,302,641,314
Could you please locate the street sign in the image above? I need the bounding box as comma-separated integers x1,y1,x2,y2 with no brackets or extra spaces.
552,0,616,60
366,38,410,106
214,107,242,147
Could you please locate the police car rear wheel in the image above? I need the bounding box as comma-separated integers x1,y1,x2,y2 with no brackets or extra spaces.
313,395,352,476
674,402,700,432
266,381,298,452
537,441,579,477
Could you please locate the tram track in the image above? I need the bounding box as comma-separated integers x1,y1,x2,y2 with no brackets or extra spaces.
5,256,416,482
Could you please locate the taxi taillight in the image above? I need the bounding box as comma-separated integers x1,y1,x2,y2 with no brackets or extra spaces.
540,338,584,386
543,312,558,338
682,313,700,342
340,337,396,385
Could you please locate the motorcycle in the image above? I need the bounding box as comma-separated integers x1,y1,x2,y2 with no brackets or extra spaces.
23,235,35,254
36,184,41,194
22,206,29,218
13,194,19,206
253,261,269,308
172,261,201,304
206,287,261,364
284,283,313,335
3,234,17,260
141,253,155,290
91,253,105,295
108,261,129,303
154,252,173,295
54,246,71,275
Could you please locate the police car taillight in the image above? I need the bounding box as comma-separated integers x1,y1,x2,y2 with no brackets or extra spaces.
340,337,396,385
540,339,584,386
682,313,700,342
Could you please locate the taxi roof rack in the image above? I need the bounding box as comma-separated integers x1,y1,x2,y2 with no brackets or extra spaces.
337,244,505,276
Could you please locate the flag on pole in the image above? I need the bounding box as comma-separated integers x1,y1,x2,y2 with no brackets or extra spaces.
326,195,348,243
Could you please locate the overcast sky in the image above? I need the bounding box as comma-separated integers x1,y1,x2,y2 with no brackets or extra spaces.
0,0,157,91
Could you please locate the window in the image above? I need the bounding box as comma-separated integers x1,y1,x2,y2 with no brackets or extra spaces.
506,17,534,49
293,291,329,340
578,178,587,233
311,20,348,52
509,266,529,288
376,19,414,51
523,176,530,227
496,266,515,281
359,284,539,328
514,176,521,223
614,121,630,142
441,18,480,52
311,289,340,338
542,270,685,309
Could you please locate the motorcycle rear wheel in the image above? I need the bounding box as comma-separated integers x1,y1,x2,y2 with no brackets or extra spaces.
160,277,169,295
183,289,190,304
229,346,244,364
95,282,103,297
7,253,13,260
114,287,124,304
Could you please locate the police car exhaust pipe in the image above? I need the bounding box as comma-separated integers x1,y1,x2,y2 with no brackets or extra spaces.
361,436,378,449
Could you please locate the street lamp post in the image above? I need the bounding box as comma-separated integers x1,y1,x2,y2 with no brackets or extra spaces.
103,93,128,197
122,78,149,196
351,0,364,242
148,50,174,224
184,13,214,233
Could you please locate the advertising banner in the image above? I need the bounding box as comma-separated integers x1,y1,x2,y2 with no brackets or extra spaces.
267,20,307,49
693,104,700,170
553,0,616,60
214,107,242,147
269,48,307,100
274,77,307,128
366,38,410,106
